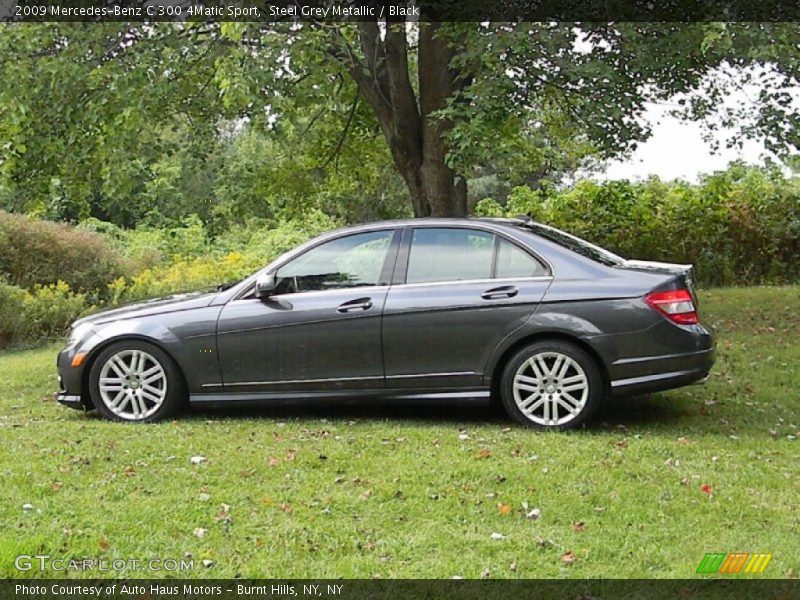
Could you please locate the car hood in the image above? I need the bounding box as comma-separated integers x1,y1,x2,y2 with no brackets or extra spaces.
74,291,218,327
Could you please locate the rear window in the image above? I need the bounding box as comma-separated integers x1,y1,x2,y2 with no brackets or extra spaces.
517,222,624,267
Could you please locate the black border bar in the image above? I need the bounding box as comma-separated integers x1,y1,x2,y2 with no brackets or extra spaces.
3,0,800,23
5,579,800,600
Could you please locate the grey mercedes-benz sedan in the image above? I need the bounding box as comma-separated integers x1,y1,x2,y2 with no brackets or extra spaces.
56,217,714,430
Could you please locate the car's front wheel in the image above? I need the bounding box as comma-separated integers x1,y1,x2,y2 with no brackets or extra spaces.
88,340,186,422
500,340,603,430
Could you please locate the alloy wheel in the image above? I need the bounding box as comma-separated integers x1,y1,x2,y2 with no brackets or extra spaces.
512,351,589,427
97,349,168,420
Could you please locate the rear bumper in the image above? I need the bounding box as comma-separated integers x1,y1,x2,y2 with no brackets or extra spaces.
609,345,715,397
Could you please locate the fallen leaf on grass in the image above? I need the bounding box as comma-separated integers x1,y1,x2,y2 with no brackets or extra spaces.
279,503,292,513
497,503,512,516
526,508,542,520
214,504,232,522
700,484,713,495
571,521,586,532
561,550,576,563
98,536,110,550
193,528,207,539
123,466,135,477
268,457,280,466
478,449,491,459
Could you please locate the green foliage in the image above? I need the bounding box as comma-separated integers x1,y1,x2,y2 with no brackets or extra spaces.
79,215,212,271
0,279,88,349
473,198,506,217
107,211,340,304
0,210,128,297
494,165,800,286
4,23,800,220
0,280,28,348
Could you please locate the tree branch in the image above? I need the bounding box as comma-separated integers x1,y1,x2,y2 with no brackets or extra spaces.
321,91,359,170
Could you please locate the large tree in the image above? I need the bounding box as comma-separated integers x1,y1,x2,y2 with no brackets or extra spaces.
1,21,799,218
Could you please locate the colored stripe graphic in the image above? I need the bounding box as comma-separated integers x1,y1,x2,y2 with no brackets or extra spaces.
697,553,726,573
697,552,772,574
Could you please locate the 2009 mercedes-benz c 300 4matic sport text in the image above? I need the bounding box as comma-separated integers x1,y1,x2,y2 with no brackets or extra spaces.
56,217,714,430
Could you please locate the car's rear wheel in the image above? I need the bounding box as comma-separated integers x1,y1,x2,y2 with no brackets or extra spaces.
89,340,186,423
500,340,602,430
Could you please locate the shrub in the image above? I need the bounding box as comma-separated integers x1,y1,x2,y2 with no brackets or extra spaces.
108,212,340,303
0,211,128,297
0,279,88,349
473,198,506,217
493,165,800,287
79,214,211,271
0,280,28,348
23,281,89,342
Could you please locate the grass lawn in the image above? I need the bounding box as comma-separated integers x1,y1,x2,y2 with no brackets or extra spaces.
1,286,798,579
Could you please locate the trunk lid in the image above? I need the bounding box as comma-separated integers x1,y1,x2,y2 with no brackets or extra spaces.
616,259,698,305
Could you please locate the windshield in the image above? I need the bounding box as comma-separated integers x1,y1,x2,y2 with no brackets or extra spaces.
516,222,625,267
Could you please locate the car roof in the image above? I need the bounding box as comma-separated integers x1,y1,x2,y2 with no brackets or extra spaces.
330,216,528,233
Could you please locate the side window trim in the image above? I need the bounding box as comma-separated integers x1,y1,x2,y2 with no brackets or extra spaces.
491,234,501,278
391,226,413,285
379,228,403,286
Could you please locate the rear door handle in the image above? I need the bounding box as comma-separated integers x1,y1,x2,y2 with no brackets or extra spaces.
481,285,518,300
337,297,373,313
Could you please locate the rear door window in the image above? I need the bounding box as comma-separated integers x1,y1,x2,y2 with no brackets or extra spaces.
406,228,494,284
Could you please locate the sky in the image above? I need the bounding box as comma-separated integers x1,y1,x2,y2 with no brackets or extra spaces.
596,101,774,183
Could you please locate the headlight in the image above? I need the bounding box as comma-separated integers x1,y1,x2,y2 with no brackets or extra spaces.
68,322,94,347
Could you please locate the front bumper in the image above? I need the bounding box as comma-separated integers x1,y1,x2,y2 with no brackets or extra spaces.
55,391,85,410
56,348,88,410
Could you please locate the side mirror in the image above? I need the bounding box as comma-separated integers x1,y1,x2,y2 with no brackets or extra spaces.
255,273,277,299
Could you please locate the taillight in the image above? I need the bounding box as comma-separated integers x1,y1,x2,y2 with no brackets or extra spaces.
645,289,698,324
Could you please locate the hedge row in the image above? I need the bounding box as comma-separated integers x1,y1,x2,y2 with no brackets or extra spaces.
0,211,128,297
2,166,798,348
0,280,88,349
0,211,339,348
475,165,800,287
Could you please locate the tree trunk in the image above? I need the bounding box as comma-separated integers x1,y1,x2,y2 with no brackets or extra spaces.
342,21,468,217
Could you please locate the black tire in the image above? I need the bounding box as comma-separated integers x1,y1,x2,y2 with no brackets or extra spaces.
88,340,187,423
500,340,603,431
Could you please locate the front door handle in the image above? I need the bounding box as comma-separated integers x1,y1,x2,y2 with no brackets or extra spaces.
337,297,374,313
481,285,519,300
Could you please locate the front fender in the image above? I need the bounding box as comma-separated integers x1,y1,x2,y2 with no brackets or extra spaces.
61,307,223,400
